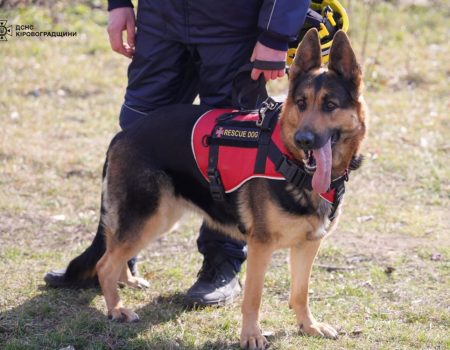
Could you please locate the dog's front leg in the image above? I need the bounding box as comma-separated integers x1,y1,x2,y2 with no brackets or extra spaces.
240,239,273,350
289,239,338,339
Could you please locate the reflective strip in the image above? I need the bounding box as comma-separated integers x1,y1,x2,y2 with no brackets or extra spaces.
226,175,284,193
123,103,148,116
266,0,278,31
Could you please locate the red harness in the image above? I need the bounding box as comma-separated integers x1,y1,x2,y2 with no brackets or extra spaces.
192,109,286,192
191,108,337,204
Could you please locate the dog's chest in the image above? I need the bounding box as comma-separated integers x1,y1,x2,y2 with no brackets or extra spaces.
266,199,328,248
240,181,330,247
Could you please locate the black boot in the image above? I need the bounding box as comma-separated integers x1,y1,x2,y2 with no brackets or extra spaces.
185,255,241,307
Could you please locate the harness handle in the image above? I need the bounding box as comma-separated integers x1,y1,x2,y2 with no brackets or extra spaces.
231,63,268,110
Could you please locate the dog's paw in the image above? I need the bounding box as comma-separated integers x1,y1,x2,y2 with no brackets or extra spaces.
127,276,150,289
240,328,269,350
108,308,140,323
119,276,150,289
299,321,338,339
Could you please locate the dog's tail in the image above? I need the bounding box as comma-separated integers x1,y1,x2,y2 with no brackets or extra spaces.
62,219,106,286
45,198,107,288
45,159,109,288
64,156,112,287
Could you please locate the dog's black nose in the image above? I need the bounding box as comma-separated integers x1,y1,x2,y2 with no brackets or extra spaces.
295,131,315,150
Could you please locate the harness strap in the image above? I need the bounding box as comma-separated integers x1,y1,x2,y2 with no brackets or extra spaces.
328,176,346,221
254,99,282,174
207,128,225,201
268,143,312,190
254,130,270,174
208,138,259,148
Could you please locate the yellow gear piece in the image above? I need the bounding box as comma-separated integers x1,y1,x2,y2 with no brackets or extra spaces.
289,0,349,66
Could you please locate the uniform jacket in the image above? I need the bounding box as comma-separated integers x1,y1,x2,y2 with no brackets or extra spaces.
108,0,310,50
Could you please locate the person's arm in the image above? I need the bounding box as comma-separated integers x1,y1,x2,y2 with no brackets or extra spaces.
107,0,135,58
251,0,309,81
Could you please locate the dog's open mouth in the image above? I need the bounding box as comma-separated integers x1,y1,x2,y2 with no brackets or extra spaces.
302,132,340,193
303,150,317,174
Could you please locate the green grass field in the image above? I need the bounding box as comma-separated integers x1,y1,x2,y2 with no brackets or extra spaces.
0,1,449,349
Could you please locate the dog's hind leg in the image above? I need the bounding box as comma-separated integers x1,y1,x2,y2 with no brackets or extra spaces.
97,195,183,322
289,239,338,339
96,241,140,322
240,239,274,350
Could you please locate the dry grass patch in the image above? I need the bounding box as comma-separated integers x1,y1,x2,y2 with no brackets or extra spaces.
1,1,449,349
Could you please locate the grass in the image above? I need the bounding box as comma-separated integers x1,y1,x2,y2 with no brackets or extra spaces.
1,0,449,349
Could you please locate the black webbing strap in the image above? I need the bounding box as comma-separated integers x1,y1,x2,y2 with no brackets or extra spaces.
328,176,346,221
254,100,282,174
268,144,312,189
207,132,225,201
208,138,259,148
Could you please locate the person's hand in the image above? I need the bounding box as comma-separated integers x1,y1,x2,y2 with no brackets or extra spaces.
250,41,286,81
107,7,136,58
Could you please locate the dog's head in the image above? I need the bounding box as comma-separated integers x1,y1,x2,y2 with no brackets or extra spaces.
280,28,366,193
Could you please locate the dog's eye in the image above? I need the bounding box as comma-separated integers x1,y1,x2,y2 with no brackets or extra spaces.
297,99,307,111
324,101,338,112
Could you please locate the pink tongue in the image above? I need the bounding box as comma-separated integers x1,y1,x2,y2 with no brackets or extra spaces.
312,139,332,193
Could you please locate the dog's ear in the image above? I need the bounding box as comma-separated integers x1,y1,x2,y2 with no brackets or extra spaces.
289,28,322,81
328,30,362,99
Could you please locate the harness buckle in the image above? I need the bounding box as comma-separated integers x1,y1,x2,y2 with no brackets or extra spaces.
257,97,278,127
207,168,225,201
276,155,306,188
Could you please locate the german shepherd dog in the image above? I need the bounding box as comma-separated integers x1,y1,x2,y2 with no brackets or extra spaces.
64,29,366,349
